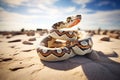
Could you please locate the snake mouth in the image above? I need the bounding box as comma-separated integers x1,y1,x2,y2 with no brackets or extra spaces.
67,15,81,28
67,19,81,28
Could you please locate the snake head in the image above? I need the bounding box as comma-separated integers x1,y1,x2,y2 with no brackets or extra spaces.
66,15,81,23
52,15,82,29
66,15,82,28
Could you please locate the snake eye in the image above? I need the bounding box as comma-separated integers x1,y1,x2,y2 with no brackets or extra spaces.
67,17,71,23
52,23,57,29
76,15,81,19
67,17,71,20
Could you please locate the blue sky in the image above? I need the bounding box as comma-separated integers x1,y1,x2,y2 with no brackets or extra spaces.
0,0,120,31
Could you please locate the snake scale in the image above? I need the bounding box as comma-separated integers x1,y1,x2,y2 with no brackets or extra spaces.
37,15,93,61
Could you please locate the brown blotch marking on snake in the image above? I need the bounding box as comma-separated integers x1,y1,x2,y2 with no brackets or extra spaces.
65,31,78,38
50,30,77,38
77,44,91,49
52,21,65,29
52,49,65,57
41,36,53,47
37,48,51,57
78,39,91,48
72,39,91,50
53,48,71,57
37,48,70,57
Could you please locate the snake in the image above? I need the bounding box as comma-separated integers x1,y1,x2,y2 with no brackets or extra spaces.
37,15,93,61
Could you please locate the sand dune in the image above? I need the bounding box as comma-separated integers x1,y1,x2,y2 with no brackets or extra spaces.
0,32,120,80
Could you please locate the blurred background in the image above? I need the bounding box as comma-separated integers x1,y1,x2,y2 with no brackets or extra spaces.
0,0,120,31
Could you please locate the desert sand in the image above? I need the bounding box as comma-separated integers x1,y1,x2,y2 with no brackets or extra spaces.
0,31,120,80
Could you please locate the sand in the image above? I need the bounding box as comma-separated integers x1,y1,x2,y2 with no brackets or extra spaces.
0,33,120,80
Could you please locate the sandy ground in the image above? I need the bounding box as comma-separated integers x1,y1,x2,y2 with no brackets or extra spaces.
0,33,120,80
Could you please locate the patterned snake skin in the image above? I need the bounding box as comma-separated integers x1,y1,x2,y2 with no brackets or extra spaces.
37,15,93,61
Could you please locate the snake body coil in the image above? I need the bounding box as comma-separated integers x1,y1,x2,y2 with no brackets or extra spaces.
37,15,93,61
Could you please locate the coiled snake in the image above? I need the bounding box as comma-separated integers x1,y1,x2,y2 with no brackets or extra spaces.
37,15,93,61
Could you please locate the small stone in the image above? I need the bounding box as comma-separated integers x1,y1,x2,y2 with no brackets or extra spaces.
9,66,24,71
22,49,34,52
6,35,12,39
28,38,36,41
10,46,15,48
25,30,35,36
100,37,110,41
22,50,32,52
8,39,21,43
22,41,33,45
102,30,108,35
2,58,12,61
0,57,13,62
109,33,119,39
9,61,34,71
